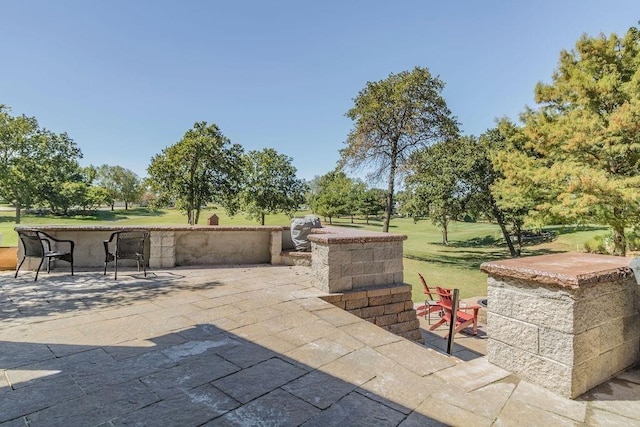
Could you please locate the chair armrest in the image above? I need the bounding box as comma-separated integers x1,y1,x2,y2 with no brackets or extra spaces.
38,231,74,253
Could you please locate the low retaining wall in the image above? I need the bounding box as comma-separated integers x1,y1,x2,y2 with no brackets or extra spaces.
321,284,423,343
14,224,420,343
481,253,640,398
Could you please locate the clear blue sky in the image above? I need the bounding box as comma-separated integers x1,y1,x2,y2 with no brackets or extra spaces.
1,1,638,182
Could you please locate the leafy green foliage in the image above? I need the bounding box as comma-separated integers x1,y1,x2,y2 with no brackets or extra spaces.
0,106,84,222
146,121,243,224
341,67,458,232
239,148,307,225
310,170,352,224
498,26,640,255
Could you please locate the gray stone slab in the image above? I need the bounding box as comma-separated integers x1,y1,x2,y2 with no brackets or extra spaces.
0,375,84,423
160,337,242,362
582,378,640,421
283,369,359,409
140,352,240,398
213,357,307,404
111,383,239,426
5,348,114,388
208,388,319,426
216,341,279,368
0,342,55,369
302,391,406,427
24,379,157,427
0,416,28,427
102,333,188,361
71,350,174,393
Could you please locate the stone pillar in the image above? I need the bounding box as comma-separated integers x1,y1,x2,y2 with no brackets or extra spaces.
481,253,640,398
269,230,283,265
149,231,176,268
309,233,405,293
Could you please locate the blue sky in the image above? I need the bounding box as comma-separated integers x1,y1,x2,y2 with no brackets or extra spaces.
1,1,638,182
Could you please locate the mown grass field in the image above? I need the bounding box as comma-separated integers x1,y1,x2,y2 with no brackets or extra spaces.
0,206,608,302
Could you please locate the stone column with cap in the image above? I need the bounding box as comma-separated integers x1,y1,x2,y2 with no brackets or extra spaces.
481,252,640,398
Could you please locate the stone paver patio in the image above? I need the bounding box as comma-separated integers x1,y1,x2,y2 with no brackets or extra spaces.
1,266,640,426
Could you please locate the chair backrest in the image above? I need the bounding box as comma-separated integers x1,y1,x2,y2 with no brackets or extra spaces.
418,273,437,300
115,230,149,258
17,230,45,257
435,286,454,310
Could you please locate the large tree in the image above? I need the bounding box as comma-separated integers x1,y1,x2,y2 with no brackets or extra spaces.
501,26,640,255
239,148,307,225
147,121,243,225
341,66,459,232
406,140,469,245
96,165,143,210
310,170,352,224
0,106,83,222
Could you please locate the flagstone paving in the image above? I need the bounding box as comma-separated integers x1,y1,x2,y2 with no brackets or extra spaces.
0,266,639,426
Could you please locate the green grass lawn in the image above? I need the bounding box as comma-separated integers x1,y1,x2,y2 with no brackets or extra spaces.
0,206,609,302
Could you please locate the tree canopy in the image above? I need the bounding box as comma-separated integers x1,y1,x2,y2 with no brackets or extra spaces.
147,122,244,225
0,106,83,222
497,26,640,255
239,148,307,225
341,66,459,232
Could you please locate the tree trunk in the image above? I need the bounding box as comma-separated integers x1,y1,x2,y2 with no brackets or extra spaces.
441,221,449,245
329,216,333,225
261,213,265,226
613,225,626,256
350,214,354,224
15,202,21,224
366,215,369,225
125,201,128,210
383,147,398,233
195,208,201,225
491,203,518,257
111,203,114,211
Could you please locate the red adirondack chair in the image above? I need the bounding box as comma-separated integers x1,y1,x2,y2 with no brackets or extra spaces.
428,286,480,338
415,273,442,324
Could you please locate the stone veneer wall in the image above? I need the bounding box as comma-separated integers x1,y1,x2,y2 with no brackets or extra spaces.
321,284,423,343
308,227,422,343
308,228,405,293
481,253,640,399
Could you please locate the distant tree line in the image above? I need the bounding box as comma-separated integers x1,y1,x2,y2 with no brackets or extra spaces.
0,111,308,226
335,25,640,257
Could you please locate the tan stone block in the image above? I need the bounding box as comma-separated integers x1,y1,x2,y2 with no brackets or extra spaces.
345,297,368,310
326,277,352,293
367,261,385,275
341,262,364,277
599,317,625,353
404,301,414,310
391,291,412,303
488,312,539,354
397,309,417,323
384,302,406,315
387,282,409,294
388,319,420,334
375,313,398,327
538,328,575,365
366,287,392,297
488,339,574,398
350,249,374,262
368,295,393,306
360,305,385,318
399,329,424,342
341,290,368,300
320,294,344,304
